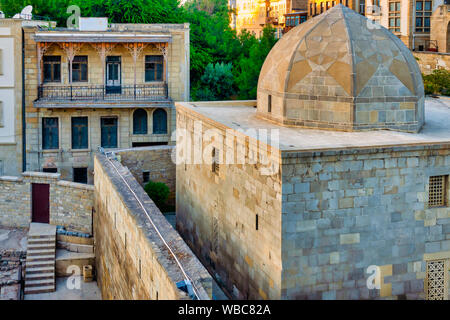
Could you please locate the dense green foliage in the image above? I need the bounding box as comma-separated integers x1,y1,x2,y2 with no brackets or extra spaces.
0,0,278,100
423,69,450,96
194,62,234,100
144,180,170,210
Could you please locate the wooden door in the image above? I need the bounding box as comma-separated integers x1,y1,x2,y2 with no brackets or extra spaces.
32,184,50,224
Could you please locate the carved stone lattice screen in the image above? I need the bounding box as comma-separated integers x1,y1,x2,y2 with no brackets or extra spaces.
426,260,449,300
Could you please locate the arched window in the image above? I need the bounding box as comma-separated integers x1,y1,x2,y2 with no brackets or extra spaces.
133,109,148,134
153,108,167,134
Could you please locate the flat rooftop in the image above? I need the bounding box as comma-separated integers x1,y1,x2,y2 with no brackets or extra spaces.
176,97,450,152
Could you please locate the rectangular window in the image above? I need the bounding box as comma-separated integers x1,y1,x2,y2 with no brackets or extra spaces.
71,117,88,150
145,55,164,82
256,214,259,231
43,168,58,173
268,95,272,113
416,1,432,33
42,118,59,150
212,148,220,174
71,56,88,82
389,1,401,33
428,175,448,208
143,171,150,184
73,168,88,184
43,56,61,83
101,117,118,149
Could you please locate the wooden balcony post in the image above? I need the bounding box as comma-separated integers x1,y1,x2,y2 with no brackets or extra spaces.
123,42,146,100
37,42,53,87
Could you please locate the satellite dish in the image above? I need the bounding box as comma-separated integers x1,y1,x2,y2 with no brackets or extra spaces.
21,5,33,20
13,13,21,19
0,11,5,19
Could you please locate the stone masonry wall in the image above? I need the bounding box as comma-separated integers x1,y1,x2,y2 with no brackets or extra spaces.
176,105,283,300
117,146,176,205
281,145,450,300
94,154,212,300
414,52,450,75
0,172,93,233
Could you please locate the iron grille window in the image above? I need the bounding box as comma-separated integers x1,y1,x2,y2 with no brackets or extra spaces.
133,109,148,134
416,1,432,33
101,117,118,149
71,56,88,82
145,55,164,82
42,117,59,150
73,167,88,184
43,168,57,173
43,56,61,83
426,260,449,300
153,109,167,134
428,176,448,207
389,1,401,33
71,117,88,150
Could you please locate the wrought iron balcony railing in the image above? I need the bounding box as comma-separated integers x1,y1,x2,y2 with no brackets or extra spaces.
37,83,169,102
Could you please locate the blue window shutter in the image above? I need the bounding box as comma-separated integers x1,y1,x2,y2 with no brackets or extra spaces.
72,117,88,149
43,118,59,150
133,109,148,134
153,109,167,134
101,118,118,148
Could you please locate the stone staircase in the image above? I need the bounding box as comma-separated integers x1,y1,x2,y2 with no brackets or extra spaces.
24,223,56,294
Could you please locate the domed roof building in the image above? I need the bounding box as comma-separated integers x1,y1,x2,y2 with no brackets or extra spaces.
257,4,424,132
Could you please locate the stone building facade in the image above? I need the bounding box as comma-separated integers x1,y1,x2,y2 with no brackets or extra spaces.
176,6,450,300
0,18,52,177
23,21,189,184
0,171,93,233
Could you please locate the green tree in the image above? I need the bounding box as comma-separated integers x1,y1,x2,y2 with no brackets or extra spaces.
195,62,234,100
235,26,278,99
144,180,170,210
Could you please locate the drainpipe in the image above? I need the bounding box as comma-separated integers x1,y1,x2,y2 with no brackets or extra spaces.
412,0,416,50
22,28,26,173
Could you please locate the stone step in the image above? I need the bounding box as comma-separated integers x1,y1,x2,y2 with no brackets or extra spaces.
27,249,56,257
25,266,55,275
27,239,56,246
26,255,55,262
24,279,55,288
27,243,55,250
27,234,56,240
24,285,55,295
26,260,54,268
25,272,55,281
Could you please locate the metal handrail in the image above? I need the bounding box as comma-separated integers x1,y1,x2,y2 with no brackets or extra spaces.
37,83,169,102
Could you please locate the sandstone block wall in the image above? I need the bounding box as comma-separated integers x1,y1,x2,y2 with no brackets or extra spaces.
94,154,212,300
281,145,450,300
0,172,93,233
176,106,283,300
117,146,176,204
414,52,450,75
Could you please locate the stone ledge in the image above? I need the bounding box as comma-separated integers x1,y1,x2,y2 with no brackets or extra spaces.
22,171,60,180
56,180,94,191
0,176,23,182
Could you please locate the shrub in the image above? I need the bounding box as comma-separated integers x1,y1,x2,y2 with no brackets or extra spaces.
144,180,170,210
422,69,450,96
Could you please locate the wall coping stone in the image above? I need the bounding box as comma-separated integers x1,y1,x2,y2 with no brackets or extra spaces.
56,180,95,191
22,171,60,180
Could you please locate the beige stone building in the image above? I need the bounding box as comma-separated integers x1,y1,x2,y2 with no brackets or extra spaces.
176,6,450,300
23,19,190,184
232,0,308,38
0,18,52,177
364,0,448,51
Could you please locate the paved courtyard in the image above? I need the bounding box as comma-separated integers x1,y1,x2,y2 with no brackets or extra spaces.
25,276,102,300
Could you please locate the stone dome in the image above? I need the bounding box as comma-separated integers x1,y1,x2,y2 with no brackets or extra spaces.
257,4,424,132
